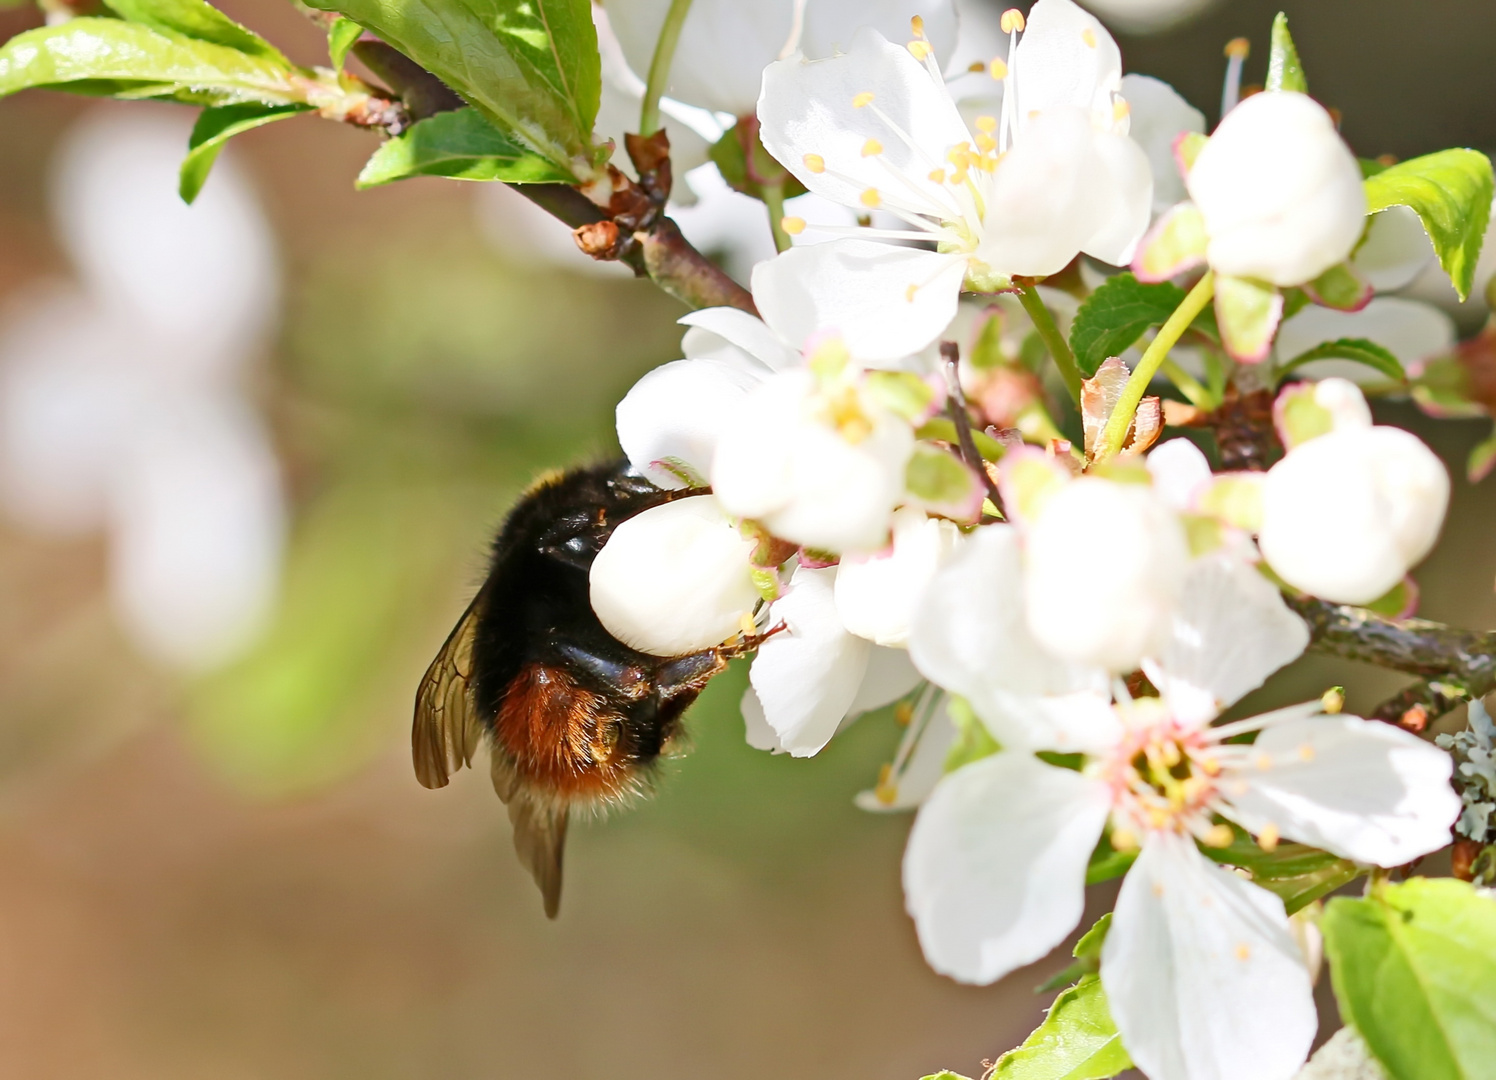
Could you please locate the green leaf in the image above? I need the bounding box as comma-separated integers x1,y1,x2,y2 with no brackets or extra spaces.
0,18,299,106
1278,337,1407,383
1038,913,1113,992
991,976,1132,1080
327,16,362,71
180,102,311,203
1085,835,1136,886
356,108,574,188
301,0,602,177
1069,273,1189,377
1265,12,1307,94
1304,262,1373,312
101,0,288,64
919,1073,976,1080
1324,878,1496,1080
1365,149,1495,301
1468,425,1496,483
943,697,1001,773
1204,827,1362,915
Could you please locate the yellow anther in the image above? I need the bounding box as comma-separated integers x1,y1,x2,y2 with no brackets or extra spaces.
1082,27,1097,48
894,701,914,726
860,187,882,209
1000,8,1026,33
908,39,932,61
989,57,1009,80
1161,740,1182,767
1225,37,1251,60
780,216,806,235
1148,808,1168,829
1111,828,1139,853
875,763,898,805
911,14,926,36
739,612,758,637
928,167,947,183
969,60,986,73
853,91,875,108
974,115,998,133
1204,823,1235,849
861,137,884,157
904,283,918,302
803,152,826,173
1113,99,1131,123
975,132,997,152
1235,943,1252,961
1321,686,1345,714
1255,753,1273,771
1199,756,1222,777
1298,743,1316,763
1257,823,1281,852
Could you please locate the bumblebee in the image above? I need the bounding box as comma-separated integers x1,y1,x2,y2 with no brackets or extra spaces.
412,462,754,917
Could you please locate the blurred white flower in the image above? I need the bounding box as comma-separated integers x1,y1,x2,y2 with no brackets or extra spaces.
1260,380,1449,605
0,108,285,669
904,539,1457,1080
1275,297,1457,384
835,506,964,647
589,494,762,656
756,0,1152,360
1119,73,1205,216
1187,91,1367,287
606,0,958,119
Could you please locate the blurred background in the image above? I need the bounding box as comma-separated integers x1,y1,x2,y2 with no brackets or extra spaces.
0,0,1492,1077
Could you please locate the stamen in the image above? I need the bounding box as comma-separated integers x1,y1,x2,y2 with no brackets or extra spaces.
853,91,875,108
1255,753,1273,770
739,611,758,637
1222,37,1250,116
908,40,932,61
1204,823,1235,848
905,284,918,302
860,188,883,209
1321,686,1345,714
894,700,914,725
1082,27,1097,48
1111,828,1139,853
989,57,1008,80
1256,823,1280,852
969,61,986,74
1298,743,1316,762
1235,943,1252,961
861,137,884,157
910,14,925,36
1000,8,1026,33
803,152,826,173
875,763,897,804
928,167,947,183
781,216,806,235
974,115,997,133
1113,99,1131,124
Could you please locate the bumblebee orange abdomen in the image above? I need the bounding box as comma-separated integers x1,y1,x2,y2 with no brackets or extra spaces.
494,661,636,804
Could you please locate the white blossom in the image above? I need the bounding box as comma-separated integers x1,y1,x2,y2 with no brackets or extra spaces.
1275,297,1457,385
1120,73,1206,215
589,495,762,656
904,543,1459,1080
835,506,964,647
1260,383,1449,605
755,0,1152,360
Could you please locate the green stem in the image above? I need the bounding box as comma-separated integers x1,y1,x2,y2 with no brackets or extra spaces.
640,0,694,136
763,181,791,253
1015,281,1083,406
1095,270,1216,462
1160,358,1214,410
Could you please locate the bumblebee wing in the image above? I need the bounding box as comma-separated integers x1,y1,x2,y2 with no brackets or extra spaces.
504,786,569,919
412,593,486,789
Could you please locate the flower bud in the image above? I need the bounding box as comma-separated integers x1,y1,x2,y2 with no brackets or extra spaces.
1260,425,1450,605
1023,477,1189,672
712,370,916,554
835,507,964,648
1187,91,1366,286
589,495,761,656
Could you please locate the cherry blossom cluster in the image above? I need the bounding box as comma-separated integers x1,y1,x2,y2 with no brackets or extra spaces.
586,2,1481,1077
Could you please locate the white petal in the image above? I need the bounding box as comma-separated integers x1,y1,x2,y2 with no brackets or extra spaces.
589,495,761,656
616,356,769,488
1353,206,1435,291
903,753,1110,983
1081,130,1155,266
1275,297,1456,385
1221,714,1460,867
1120,74,1206,215
1014,0,1123,130
849,645,923,714
1102,832,1316,1080
740,687,786,753
607,0,794,116
1152,556,1310,719
751,240,966,362
750,566,871,756
1147,436,1213,511
1024,477,1190,674
908,524,1115,750
836,507,964,647
856,692,957,810
758,27,969,219
801,0,959,68
680,307,800,371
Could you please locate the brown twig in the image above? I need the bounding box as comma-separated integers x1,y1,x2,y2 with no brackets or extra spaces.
941,342,1003,511
1287,596,1496,730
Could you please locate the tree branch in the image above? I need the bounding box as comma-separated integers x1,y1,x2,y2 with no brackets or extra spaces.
1287,596,1496,729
